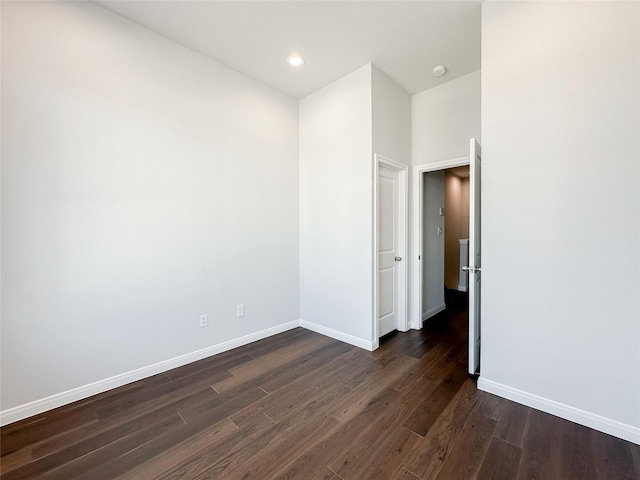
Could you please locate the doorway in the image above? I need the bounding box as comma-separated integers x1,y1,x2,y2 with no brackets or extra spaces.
411,139,481,374
411,156,469,330
421,167,470,324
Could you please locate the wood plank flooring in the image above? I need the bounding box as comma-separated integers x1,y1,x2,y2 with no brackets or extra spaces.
2,300,639,479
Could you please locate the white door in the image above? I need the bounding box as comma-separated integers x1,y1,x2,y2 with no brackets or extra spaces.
467,139,481,374
378,165,401,337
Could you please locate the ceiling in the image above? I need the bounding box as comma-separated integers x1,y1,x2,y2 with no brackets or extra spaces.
94,1,481,99
449,166,470,178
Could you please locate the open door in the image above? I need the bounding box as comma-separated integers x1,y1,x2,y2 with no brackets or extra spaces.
466,139,481,374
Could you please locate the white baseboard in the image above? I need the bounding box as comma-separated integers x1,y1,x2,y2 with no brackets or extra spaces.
0,320,300,427
457,285,467,292
478,377,640,445
1,319,376,426
422,303,446,321
299,319,375,351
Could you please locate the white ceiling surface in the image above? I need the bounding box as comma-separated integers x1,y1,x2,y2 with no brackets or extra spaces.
94,1,481,99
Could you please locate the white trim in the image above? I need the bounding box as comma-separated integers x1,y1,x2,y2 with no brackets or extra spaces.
457,285,468,292
300,320,376,351
411,157,470,331
0,320,300,427
422,303,446,321
416,156,469,172
373,154,409,345
478,378,640,445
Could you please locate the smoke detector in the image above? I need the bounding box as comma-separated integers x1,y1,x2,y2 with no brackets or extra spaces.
432,65,447,77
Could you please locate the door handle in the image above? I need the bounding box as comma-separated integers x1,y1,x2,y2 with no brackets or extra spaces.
462,266,481,273
394,256,402,262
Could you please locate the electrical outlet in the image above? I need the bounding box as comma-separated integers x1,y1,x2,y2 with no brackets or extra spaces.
199,314,208,327
237,304,245,317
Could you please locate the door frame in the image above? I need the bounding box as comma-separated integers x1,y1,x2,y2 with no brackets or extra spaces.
372,154,408,349
410,156,470,330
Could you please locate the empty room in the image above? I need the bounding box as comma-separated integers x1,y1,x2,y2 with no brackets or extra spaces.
1,1,639,479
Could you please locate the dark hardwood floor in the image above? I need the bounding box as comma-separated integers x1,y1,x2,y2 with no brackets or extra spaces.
2,298,639,479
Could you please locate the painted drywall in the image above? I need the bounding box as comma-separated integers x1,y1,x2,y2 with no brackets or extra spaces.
480,1,640,439
1,1,299,412
412,70,480,166
372,65,412,167
444,172,469,290
422,171,445,318
299,65,411,345
299,65,373,343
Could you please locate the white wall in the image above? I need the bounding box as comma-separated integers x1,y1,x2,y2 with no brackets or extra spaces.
413,70,480,166
299,64,411,346
422,171,445,318
372,65,412,167
299,65,373,345
480,1,640,443
1,1,299,414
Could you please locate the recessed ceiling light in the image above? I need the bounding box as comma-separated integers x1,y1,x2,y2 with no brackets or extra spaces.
288,55,305,67
432,65,447,77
